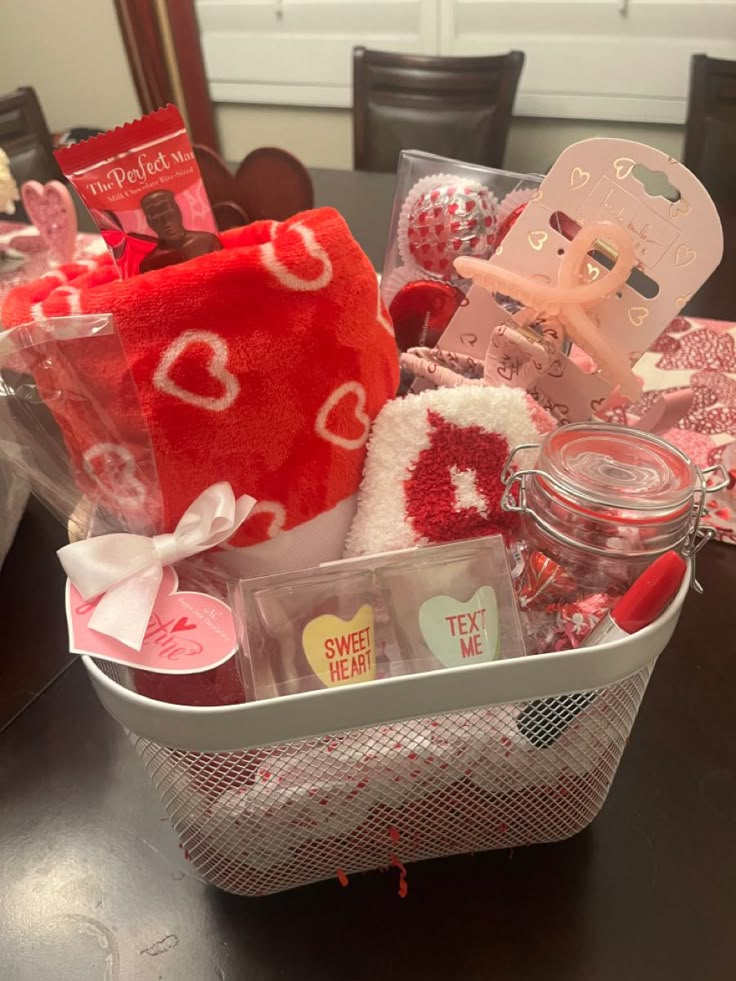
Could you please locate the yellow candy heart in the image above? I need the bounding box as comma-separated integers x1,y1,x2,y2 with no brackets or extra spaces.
302,604,376,688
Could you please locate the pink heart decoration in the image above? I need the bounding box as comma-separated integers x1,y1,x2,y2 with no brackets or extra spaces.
66,566,238,674
21,179,77,262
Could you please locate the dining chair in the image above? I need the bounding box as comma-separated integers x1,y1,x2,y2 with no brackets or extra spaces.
684,54,736,202
194,145,315,230
352,48,524,173
0,87,61,189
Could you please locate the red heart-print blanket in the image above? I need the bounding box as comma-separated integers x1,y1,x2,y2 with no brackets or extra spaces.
2,208,399,565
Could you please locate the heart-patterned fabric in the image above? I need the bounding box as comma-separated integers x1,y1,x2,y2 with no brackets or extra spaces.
602,315,736,545
2,208,399,552
345,385,555,557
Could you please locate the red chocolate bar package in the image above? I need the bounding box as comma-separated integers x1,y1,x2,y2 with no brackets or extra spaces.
55,105,220,278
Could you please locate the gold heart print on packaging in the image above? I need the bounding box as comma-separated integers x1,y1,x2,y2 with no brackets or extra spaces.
528,230,548,251
570,166,590,191
235,535,524,700
236,569,377,698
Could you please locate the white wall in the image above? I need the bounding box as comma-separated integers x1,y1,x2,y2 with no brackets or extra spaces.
0,0,684,175
215,104,684,174
0,0,139,132
506,117,684,175
216,104,352,169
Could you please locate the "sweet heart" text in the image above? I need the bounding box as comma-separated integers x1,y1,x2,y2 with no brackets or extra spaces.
323,626,372,683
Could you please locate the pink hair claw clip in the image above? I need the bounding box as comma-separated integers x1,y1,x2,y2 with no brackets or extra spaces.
456,219,641,402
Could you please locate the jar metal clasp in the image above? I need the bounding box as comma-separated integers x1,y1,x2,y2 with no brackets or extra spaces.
500,442,541,515
683,463,729,593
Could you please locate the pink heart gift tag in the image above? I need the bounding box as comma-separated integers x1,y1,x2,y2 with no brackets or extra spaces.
21,179,77,262
66,566,238,673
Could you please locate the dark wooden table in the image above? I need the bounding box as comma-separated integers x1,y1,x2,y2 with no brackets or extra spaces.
14,167,393,269
1,170,735,981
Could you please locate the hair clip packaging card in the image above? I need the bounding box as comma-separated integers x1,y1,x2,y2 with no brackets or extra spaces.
235,535,524,700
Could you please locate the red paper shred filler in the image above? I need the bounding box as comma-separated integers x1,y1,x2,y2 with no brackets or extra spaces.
390,854,409,899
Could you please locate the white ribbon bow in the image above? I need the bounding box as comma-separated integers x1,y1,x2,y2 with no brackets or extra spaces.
59,482,256,651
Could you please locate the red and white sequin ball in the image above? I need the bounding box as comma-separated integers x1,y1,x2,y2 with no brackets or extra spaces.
399,174,498,279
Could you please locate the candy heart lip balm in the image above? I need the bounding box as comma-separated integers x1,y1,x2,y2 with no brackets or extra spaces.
239,568,378,698
418,586,499,669
302,604,376,688
374,535,524,674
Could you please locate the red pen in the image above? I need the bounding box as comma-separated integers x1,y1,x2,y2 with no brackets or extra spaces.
517,551,687,748
582,550,687,648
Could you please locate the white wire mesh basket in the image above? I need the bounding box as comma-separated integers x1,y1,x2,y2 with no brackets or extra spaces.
83,569,689,896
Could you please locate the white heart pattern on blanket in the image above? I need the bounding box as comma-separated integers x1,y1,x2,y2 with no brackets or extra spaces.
234,500,287,542
315,381,371,449
260,221,333,292
153,329,240,412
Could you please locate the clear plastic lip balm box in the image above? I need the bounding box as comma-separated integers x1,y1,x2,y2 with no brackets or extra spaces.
235,534,524,700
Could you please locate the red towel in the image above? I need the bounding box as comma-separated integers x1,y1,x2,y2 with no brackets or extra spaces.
3,208,398,571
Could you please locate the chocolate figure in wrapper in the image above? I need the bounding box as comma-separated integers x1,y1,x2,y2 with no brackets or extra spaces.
140,190,221,273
